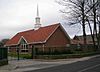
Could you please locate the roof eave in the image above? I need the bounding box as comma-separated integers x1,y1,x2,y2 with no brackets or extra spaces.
28,40,46,45
5,44,18,47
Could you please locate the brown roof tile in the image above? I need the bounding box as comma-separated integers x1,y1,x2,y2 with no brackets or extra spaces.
6,23,60,46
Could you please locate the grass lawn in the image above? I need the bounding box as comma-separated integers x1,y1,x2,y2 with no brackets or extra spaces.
8,53,32,59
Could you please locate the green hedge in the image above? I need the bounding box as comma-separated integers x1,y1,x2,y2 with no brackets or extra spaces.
34,51,100,59
0,47,8,66
0,48,8,60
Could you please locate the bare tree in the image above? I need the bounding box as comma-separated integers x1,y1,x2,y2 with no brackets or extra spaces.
56,0,88,46
86,0,100,50
56,0,100,50
96,0,100,49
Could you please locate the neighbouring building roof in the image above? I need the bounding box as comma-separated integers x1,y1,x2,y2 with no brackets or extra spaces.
72,34,97,44
6,23,70,46
77,34,97,41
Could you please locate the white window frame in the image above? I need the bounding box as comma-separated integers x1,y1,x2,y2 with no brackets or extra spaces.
21,44,28,53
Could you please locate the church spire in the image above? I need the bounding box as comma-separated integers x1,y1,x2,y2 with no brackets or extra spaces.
37,4,39,17
34,4,41,30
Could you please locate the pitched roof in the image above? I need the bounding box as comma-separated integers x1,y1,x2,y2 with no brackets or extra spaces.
71,40,84,44
6,23,62,46
71,34,97,44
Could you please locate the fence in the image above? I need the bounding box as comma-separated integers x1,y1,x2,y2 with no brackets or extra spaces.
69,44,96,51
31,44,99,59
32,44,96,55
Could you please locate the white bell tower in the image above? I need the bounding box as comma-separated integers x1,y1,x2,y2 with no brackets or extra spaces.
34,4,41,30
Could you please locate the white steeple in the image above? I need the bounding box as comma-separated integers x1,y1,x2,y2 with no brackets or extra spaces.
34,4,41,30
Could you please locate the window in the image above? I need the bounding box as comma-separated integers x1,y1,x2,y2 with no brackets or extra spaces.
21,44,28,53
19,37,28,53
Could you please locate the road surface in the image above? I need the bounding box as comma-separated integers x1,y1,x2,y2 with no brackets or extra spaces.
24,55,100,72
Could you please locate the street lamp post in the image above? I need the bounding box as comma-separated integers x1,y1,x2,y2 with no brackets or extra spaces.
17,46,19,60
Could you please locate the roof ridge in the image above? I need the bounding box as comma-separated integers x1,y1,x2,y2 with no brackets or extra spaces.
39,23,60,29
18,23,60,33
19,29,34,33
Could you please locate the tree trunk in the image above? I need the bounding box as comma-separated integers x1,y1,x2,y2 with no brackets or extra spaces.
82,1,87,51
87,18,96,50
97,16,100,50
93,0,98,51
98,24,100,50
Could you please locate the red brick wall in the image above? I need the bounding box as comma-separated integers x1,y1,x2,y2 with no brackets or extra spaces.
44,26,70,47
9,47,16,53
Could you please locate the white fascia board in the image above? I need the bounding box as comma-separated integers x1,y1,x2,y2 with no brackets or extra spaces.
59,24,71,41
28,41,46,45
17,36,28,45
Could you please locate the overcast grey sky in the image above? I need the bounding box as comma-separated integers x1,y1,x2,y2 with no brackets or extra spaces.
0,0,91,40
0,0,62,40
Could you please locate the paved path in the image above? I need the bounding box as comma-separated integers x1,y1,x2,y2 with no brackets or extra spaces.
0,55,100,72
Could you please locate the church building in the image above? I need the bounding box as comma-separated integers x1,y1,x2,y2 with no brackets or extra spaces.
5,5,71,54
